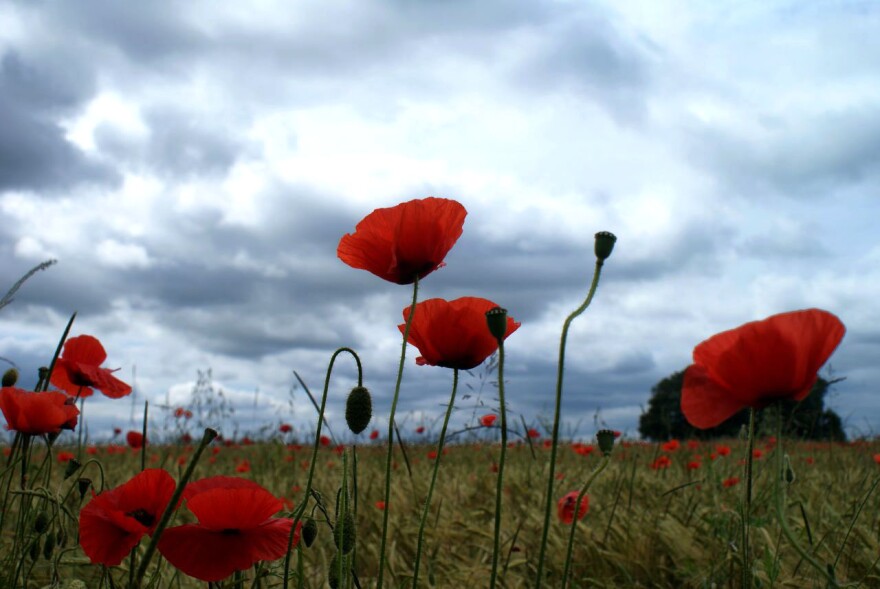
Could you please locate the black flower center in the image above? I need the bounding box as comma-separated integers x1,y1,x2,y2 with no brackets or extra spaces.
126,509,155,527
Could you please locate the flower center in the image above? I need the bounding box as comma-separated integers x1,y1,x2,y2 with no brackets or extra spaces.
126,509,155,527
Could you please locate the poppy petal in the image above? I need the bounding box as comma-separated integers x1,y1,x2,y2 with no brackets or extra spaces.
186,487,283,530
681,364,749,429
63,335,108,366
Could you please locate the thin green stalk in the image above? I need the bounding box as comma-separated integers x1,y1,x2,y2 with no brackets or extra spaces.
534,259,605,588
489,339,507,589
140,401,148,472
774,409,840,587
283,347,363,588
561,456,610,587
376,276,419,589
742,407,756,589
132,427,218,588
412,369,459,587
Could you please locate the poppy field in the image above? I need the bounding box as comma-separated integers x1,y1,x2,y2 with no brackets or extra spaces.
2,197,877,588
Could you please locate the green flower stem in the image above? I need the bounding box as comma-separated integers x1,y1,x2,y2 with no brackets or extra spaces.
742,407,756,589
412,368,459,588
561,455,610,588
132,427,218,588
774,408,840,587
140,401,148,473
376,276,419,589
489,339,507,589
41,311,76,392
534,259,605,588
283,347,363,588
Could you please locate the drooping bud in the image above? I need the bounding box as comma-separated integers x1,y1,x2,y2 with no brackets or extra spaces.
594,231,617,262
596,429,616,457
2,368,18,387
33,511,50,534
328,554,344,589
345,386,372,435
302,517,318,548
334,512,356,554
63,458,82,480
77,478,92,500
28,538,40,561
485,307,509,342
783,454,796,485
42,532,56,560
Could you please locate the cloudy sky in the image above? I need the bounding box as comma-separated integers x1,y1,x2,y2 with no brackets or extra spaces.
1,0,878,444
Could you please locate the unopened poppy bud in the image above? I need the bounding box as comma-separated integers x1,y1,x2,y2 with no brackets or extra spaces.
33,511,50,534
302,517,318,547
2,368,18,387
345,386,372,435
28,538,40,561
594,231,617,262
485,307,509,342
63,458,82,479
334,512,356,554
328,555,343,589
783,455,796,485
77,478,92,500
596,429,616,457
42,532,56,559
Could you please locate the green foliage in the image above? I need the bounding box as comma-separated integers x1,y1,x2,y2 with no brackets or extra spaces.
639,370,847,441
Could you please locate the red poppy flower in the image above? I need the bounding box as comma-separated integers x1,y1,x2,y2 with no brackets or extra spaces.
480,414,497,427
79,469,176,566
557,491,589,524
375,500,386,510
320,435,331,446
682,309,845,429
873,454,880,465
126,431,144,449
50,335,132,399
687,460,701,470
158,478,298,582
279,423,292,434
0,387,80,435
57,451,75,462
415,426,425,434
650,455,672,470
400,297,520,370
337,197,467,285
527,428,541,439
235,460,251,473
722,476,740,488
661,439,680,452
369,429,379,440
716,445,731,457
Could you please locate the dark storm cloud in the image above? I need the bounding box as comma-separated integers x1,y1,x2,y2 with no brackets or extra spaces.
686,107,880,199
0,50,119,191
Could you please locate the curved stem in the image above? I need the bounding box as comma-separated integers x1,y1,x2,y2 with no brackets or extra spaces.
412,369,459,587
489,340,507,589
282,347,364,588
534,260,605,588
561,455,610,587
376,277,419,589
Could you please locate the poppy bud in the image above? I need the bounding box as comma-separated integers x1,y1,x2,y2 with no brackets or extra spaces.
302,517,318,547
485,307,509,342
783,455,796,485
63,457,82,479
328,555,344,589
56,528,67,548
43,532,56,559
33,511,50,534
28,538,40,561
2,368,18,387
334,512,356,554
596,429,616,457
77,478,92,500
594,231,617,262
345,386,372,435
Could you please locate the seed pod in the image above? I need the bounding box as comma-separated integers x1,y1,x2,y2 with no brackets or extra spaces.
302,517,318,547
596,429,616,457
345,386,372,435
594,231,617,261
2,368,18,387
334,512,356,554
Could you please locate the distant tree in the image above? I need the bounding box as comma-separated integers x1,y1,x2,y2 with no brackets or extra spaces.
639,369,845,441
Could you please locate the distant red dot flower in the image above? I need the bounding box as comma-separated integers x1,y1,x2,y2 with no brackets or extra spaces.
687,460,701,471
682,309,845,429
613,430,622,438
873,454,880,465
49,335,132,399
158,477,298,582
184,410,193,419
427,450,438,460
752,449,763,459
528,428,541,439
235,460,251,473
480,414,497,427
79,469,176,566
337,197,467,285
687,440,700,450
126,431,144,449
557,491,589,524
661,439,680,452
57,451,75,462
113,427,122,435
415,426,425,434
0,387,79,435
722,476,740,488
375,500,386,510
174,407,185,418
369,429,379,440
279,423,292,434
400,297,520,370
716,445,731,457
320,435,331,447
805,456,815,465
650,455,672,470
